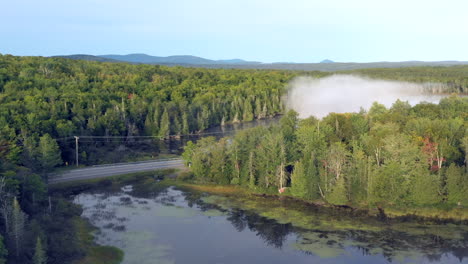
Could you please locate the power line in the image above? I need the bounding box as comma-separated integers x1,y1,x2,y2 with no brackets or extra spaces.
78,135,163,138
53,130,237,141
53,131,237,166
11,130,239,148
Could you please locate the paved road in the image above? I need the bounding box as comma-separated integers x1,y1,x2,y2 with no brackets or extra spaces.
49,159,185,184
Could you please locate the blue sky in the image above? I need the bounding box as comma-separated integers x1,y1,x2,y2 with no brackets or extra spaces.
1,0,467,63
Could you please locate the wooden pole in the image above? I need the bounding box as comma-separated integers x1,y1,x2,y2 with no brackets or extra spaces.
74,136,79,167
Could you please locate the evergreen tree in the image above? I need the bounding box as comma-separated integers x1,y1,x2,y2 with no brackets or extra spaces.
182,112,190,135
152,107,161,135
197,107,210,131
254,98,262,119
353,149,370,202
33,237,47,264
190,137,216,182
248,151,256,189
291,160,308,198
172,115,182,135
159,108,170,138
143,114,154,135
21,135,40,170
210,138,230,184
229,140,242,185
410,170,441,206
242,100,254,121
327,176,348,205
38,134,62,173
256,132,282,189
9,198,27,258
445,164,467,205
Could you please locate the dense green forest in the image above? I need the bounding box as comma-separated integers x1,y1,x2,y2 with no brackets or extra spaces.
183,98,468,208
0,55,302,263
0,54,468,263
0,54,308,167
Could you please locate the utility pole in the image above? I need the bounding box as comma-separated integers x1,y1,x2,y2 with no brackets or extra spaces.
74,136,79,167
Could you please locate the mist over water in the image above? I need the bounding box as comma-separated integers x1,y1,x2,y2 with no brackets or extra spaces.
286,75,447,118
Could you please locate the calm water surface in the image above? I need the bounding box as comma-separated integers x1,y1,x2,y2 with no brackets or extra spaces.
73,183,468,264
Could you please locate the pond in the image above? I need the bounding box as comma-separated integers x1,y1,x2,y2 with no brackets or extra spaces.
73,181,468,264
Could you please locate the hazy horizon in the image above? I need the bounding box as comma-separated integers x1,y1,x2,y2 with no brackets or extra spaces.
2,0,468,63
3,53,468,65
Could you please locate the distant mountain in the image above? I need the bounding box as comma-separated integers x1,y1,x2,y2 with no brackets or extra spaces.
193,60,468,72
52,54,121,63
52,54,468,72
98,53,261,65
217,59,261,65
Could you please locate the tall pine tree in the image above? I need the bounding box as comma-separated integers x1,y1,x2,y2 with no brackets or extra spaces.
291,160,308,198
33,237,47,264
9,198,26,258
159,108,170,138
38,134,62,173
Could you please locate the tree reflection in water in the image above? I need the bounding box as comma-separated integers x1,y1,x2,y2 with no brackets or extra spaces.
78,182,468,264
184,190,468,263
227,209,293,248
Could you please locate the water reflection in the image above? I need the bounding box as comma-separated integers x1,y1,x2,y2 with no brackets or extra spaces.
226,209,293,248
73,184,468,264
186,192,468,263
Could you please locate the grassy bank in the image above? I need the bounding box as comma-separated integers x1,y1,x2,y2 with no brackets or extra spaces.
72,218,124,264
174,181,468,252
177,182,468,223
383,206,468,222
51,168,468,223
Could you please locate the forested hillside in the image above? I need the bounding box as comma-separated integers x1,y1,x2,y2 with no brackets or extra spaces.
0,54,304,264
0,54,311,167
184,98,468,208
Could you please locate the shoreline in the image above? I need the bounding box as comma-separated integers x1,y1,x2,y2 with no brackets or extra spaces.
178,183,468,224
50,171,468,224
50,170,468,264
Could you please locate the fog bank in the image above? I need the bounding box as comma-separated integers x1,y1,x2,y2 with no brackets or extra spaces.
286,75,447,118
